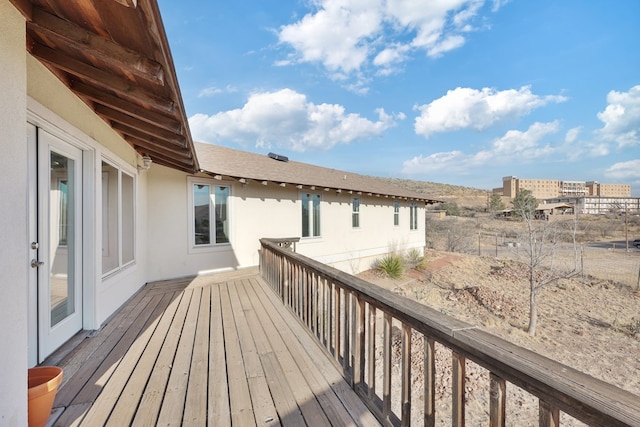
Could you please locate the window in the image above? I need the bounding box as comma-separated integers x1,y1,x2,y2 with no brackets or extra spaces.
102,160,135,275
302,193,321,237
409,202,418,230
352,198,360,228
393,201,400,226
189,177,230,248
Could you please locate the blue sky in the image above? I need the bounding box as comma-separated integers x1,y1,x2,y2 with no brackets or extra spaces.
158,0,640,195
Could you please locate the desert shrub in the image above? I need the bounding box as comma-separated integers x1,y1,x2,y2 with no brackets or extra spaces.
405,248,426,270
376,254,404,279
440,202,461,217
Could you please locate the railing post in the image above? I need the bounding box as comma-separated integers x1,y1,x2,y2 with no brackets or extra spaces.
539,400,560,427
490,373,506,427
401,324,412,426
353,295,365,389
452,351,466,427
425,337,435,427
343,291,351,378
383,313,392,421
334,285,341,364
368,305,377,401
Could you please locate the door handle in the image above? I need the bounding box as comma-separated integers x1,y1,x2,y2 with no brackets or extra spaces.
31,259,44,268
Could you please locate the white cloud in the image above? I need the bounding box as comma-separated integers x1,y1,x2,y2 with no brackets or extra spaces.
490,121,559,155
197,85,237,98
278,1,382,75
277,0,501,86
414,86,567,138
596,85,640,147
565,127,581,144
402,121,561,174
189,88,401,151
604,159,640,182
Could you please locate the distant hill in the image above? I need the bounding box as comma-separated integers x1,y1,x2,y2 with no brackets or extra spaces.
379,178,490,209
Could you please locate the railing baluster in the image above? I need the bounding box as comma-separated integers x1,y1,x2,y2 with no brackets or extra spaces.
425,337,435,427
401,324,412,426
334,285,341,364
353,296,365,388
539,400,560,427
368,305,376,401
343,291,351,377
490,373,506,427
383,312,392,420
452,351,466,427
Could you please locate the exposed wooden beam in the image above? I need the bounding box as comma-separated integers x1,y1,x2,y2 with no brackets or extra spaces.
71,81,181,133
151,156,194,174
30,42,175,113
139,150,193,171
125,136,193,160
112,0,137,7
95,104,183,144
111,121,186,148
28,8,164,86
9,0,32,21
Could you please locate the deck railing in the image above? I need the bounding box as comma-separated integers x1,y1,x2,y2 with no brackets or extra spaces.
259,238,640,427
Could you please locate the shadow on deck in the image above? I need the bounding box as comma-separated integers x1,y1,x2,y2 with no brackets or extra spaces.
49,268,379,426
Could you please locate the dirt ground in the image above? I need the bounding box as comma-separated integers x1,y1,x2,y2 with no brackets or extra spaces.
357,250,640,425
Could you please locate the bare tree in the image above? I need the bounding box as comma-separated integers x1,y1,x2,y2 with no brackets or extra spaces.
511,190,578,336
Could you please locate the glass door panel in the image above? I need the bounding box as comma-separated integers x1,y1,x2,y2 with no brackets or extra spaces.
49,151,76,326
38,129,83,361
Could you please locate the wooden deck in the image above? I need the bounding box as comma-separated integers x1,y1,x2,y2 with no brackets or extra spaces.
48,269,380,426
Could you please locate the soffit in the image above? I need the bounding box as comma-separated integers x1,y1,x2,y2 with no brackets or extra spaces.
11,0,198,173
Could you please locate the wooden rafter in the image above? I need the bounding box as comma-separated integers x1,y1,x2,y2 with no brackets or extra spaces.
126,136,193,160
12,0,198,173
28,8,164,86
70,81,181,133
95,104,183,144
111,121,185,147
29,43,175,113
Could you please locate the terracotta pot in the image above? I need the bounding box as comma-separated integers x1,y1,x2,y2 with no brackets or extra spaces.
28,366,63,427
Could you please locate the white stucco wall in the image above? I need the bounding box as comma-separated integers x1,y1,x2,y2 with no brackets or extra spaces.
147,172,425,280
294,191,425,274
27,49,151,331
0,2,28,424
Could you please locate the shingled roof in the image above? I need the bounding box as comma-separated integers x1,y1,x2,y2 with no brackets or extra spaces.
195,142,441,204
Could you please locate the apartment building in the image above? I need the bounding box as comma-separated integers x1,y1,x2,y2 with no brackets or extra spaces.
586,181,632,197
495,176,631,199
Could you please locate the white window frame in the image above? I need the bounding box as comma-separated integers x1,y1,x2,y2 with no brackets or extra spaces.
352,197,360,228
301,192,321,238
409,202,418,230
101,158,136,278
393,201,400,226
187,176,232,252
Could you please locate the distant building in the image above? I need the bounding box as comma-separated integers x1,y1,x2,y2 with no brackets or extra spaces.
494,176,631,199
586,181,631,197
545,196,640,215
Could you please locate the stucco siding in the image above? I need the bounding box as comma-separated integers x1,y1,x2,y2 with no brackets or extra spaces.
147,173,425,279
0,2,28,424
296,193,425,273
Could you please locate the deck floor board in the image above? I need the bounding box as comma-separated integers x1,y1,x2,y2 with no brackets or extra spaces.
50,271,379,426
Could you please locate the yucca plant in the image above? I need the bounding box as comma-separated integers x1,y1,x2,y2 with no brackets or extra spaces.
376,254,404,279
405,248,426,270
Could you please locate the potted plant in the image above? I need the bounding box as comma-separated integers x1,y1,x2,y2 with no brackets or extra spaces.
28,366,63,427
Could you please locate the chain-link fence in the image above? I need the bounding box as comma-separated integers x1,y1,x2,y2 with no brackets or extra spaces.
426,218,640,289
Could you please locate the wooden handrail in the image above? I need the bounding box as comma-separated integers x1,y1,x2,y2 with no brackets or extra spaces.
259,238,640,427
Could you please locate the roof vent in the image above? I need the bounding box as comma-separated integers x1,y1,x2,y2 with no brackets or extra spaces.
268,152,289,162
